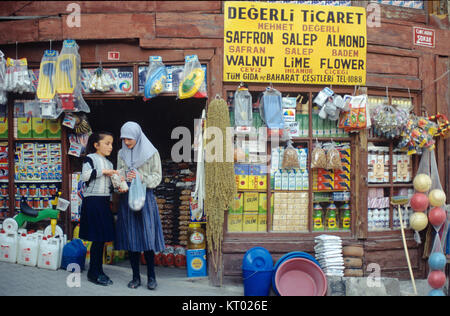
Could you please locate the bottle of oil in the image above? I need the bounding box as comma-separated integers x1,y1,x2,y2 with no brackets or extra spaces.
187,223,206,250
340,203,351,230
312,204,324,231
325,203,338,231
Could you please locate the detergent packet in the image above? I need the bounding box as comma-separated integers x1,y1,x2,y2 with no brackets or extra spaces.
178,55,206,99
144,56,167,100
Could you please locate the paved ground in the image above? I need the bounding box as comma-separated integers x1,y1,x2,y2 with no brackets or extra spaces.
0,261,244,296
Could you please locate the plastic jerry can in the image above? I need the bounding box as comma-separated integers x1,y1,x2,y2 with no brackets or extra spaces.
17,234,39,267
37,237,60,270
0,230,18,263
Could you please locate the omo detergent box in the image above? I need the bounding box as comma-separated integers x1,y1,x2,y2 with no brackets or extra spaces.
32,117,47,138
187,249,207,277
46,118,61,138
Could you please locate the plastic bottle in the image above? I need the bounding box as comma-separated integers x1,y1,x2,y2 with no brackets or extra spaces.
325,204,338,231
17,233,39,266
187,223,206,250
312,204,324,231
0,229,17,263
341,209,351,230
37,236,60,270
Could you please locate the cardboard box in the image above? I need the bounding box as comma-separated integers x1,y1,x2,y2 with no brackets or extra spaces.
17,117,32,138
235,164,249,190
243,212,258,232
257,175,267,190
47,119,61,138
187,249,207,277
244,192,259,211
32,117,47,138
0,117,7,138
258,193,267,214
230,193,244,214
257,213,267,232
228,213,243,232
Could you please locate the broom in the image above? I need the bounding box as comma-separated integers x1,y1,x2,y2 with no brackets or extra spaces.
391,195,417,295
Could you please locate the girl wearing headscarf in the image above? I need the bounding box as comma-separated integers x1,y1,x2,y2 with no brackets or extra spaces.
115,122,165,290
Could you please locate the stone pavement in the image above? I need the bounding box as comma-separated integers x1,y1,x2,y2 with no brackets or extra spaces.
0,261,244,296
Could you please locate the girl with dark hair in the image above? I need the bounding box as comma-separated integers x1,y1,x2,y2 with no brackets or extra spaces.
79,131,117,286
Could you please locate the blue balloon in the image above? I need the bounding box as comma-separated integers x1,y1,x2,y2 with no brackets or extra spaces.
428,252,447,271
429,289,445,296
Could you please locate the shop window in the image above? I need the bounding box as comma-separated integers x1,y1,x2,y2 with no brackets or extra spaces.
369,0,424,10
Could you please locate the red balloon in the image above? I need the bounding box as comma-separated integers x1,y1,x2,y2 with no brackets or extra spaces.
428,207,447,227
410,193,429,212
428,270,446,289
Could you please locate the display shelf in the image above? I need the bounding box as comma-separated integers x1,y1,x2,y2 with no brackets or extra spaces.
14,180,62,184
15,138,61,141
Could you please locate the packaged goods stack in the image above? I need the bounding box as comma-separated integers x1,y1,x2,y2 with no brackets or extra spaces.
155,160,196,247
343,245,364,277
314,235,344,277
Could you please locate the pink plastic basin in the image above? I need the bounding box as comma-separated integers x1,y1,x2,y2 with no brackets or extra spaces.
275,258,327,296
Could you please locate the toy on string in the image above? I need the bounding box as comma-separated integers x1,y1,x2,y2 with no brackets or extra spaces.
144,56,167,100
428,113,450,139
178,55,206,99
397,115,438,155
371,104,409,139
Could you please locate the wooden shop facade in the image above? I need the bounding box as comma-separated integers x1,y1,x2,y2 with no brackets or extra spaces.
0,1,449,285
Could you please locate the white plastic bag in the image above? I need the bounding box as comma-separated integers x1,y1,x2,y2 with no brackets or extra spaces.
128,170,146,211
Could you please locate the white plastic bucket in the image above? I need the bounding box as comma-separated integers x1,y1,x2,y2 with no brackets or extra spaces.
37,237,60,270
0,230,17,263
17,234,39,267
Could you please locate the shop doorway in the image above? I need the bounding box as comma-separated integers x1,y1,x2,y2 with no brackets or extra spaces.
86,97,206,165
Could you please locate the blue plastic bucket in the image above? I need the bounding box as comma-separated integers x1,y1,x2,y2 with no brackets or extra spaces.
272,251,321,296
242,247,273,296
243,269,273,296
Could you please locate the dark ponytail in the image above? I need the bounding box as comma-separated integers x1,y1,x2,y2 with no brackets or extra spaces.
86,131,114,154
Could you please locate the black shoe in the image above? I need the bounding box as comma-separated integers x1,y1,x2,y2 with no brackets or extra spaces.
88,275,110,286
100,273,113,285
128,278,141,289
147,277,157,290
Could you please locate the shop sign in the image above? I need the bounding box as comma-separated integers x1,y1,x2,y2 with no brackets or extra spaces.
107,51,120,61
413,26,435,48
224,1,367,86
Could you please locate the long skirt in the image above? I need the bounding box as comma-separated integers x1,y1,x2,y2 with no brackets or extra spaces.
79,196,115,242
115,189,165,253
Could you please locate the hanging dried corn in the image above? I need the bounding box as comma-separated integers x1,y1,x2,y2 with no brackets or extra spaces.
204,97,236,274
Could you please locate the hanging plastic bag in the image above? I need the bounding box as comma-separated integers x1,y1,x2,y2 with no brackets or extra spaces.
128,170,146,211
0,50,7,105
88,64,116,93
178,55,206,99
311,142,327,169
144,56,167,100
5,57,34,93
55,40,90,113
282,140,299,169
233,85,252,127
259,86,284,129
37,50,58,100
324,143,342,171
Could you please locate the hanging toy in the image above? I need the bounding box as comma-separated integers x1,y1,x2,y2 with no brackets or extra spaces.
428,113,450,139
144,56,167,100
178,55,206,100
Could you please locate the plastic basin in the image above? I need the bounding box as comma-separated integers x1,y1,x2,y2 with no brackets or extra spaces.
275,258,327,296
272,251,320,295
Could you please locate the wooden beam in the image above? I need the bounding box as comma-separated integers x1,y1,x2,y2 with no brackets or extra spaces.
156,12,224,38
62,13,156,41
140,38,223,50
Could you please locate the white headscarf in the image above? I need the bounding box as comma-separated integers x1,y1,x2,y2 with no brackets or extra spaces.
119,121,157,169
